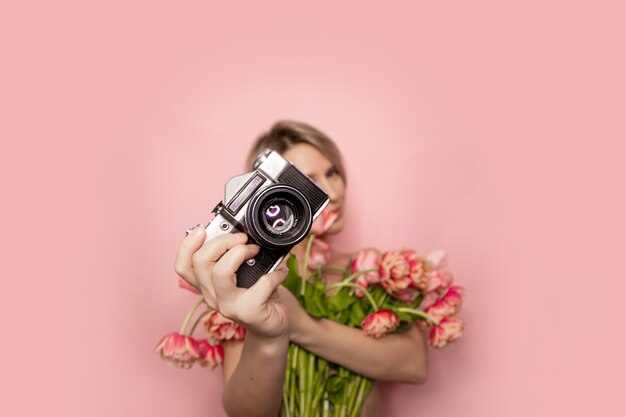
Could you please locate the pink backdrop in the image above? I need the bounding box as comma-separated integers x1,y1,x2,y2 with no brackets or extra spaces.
2,1,625,416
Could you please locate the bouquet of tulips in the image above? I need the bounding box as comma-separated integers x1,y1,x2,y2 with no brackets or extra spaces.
274,235,464,417
155,230,465,417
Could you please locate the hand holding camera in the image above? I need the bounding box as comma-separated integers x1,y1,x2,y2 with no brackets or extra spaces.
174,149,329,338
175,226,291,339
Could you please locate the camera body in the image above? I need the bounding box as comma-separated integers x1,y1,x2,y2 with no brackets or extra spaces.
204,149,330,288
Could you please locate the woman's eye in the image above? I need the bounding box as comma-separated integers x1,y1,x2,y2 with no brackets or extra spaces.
326,167,336,178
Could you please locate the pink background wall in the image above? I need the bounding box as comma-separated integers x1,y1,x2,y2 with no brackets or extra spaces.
2,1,625,416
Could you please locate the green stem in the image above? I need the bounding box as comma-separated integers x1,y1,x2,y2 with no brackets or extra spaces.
310,364,327,416
284,345,293,417
342,375,357,417
319,266,349,273
188,308,212,336
341,268,378,285
351,378,371,417
305,351,314,414
301,234,316,295
180,297,205,335
298,348,306,415
347,376,359,417
325,282,378,311
290,345,298,416
376,291,390,308
323,390,330,417
396,307,441,325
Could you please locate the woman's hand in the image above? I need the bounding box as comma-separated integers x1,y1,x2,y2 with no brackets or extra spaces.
174,225,290,339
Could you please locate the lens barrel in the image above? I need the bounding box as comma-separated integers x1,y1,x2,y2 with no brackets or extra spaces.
246,184,312,249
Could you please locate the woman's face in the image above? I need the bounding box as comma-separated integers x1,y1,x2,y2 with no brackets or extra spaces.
282,143,346,236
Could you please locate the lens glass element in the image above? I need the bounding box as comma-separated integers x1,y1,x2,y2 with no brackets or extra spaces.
262,199,295,235
247,183,313,249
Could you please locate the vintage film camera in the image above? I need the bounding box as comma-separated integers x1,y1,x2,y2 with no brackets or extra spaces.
204,149,330,288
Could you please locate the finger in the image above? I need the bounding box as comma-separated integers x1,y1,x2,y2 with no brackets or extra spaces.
184,232,247,286
174,224,207,285
247,268,289,302
194,232,249,263
212,244,261,293
194,236,252,308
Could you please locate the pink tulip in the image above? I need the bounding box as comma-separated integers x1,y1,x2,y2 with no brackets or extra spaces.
425,298,456,321
429,316,464,348
425,270,454,293
310,208,340,236
178,277,201,294
419,290,439,310
361,309,400,338
379,251,413,294
197,340,224,369
425,249,447,270
351,248,381,296
154,332,200,369
441,286,464,312
400,249,428,291
308,237,332,269
391,287,420,303
202,310,246,341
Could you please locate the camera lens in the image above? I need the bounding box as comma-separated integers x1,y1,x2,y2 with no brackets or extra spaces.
262,199,295,235
247,184,312,249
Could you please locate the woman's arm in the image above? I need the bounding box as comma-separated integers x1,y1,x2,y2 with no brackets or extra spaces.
173,230,293,416
295,319,428,384
278,286,429,385
221,333,288,417
219,285,427,417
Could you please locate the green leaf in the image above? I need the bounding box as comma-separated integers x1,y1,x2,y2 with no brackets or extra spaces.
326,375,344,393
304,283,323,317
336,308,351,325
312,281,328,316
330,391,344,405
316,357,328,372
349,300,365,326
327,288,356,313
396,320,413,333
411,293,424,309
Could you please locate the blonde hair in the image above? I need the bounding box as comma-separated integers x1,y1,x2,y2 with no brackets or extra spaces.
246,120,347,184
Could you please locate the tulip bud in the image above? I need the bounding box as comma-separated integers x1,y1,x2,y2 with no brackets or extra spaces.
202,310,246,341
178,277,201,294
425,298,456,321
154,332,200,369
351,248,381,297
308,237,332,269
379,251,412,295
429,316,464,348
197,340,224,369
361,309,400,338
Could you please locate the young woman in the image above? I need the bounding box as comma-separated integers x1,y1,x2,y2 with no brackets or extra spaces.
174,120,429,417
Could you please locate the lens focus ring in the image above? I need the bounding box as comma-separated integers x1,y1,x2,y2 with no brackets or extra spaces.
246,184,312,249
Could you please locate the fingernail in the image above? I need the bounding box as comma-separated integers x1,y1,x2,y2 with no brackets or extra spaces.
193,224,204,236
186,224,201,236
